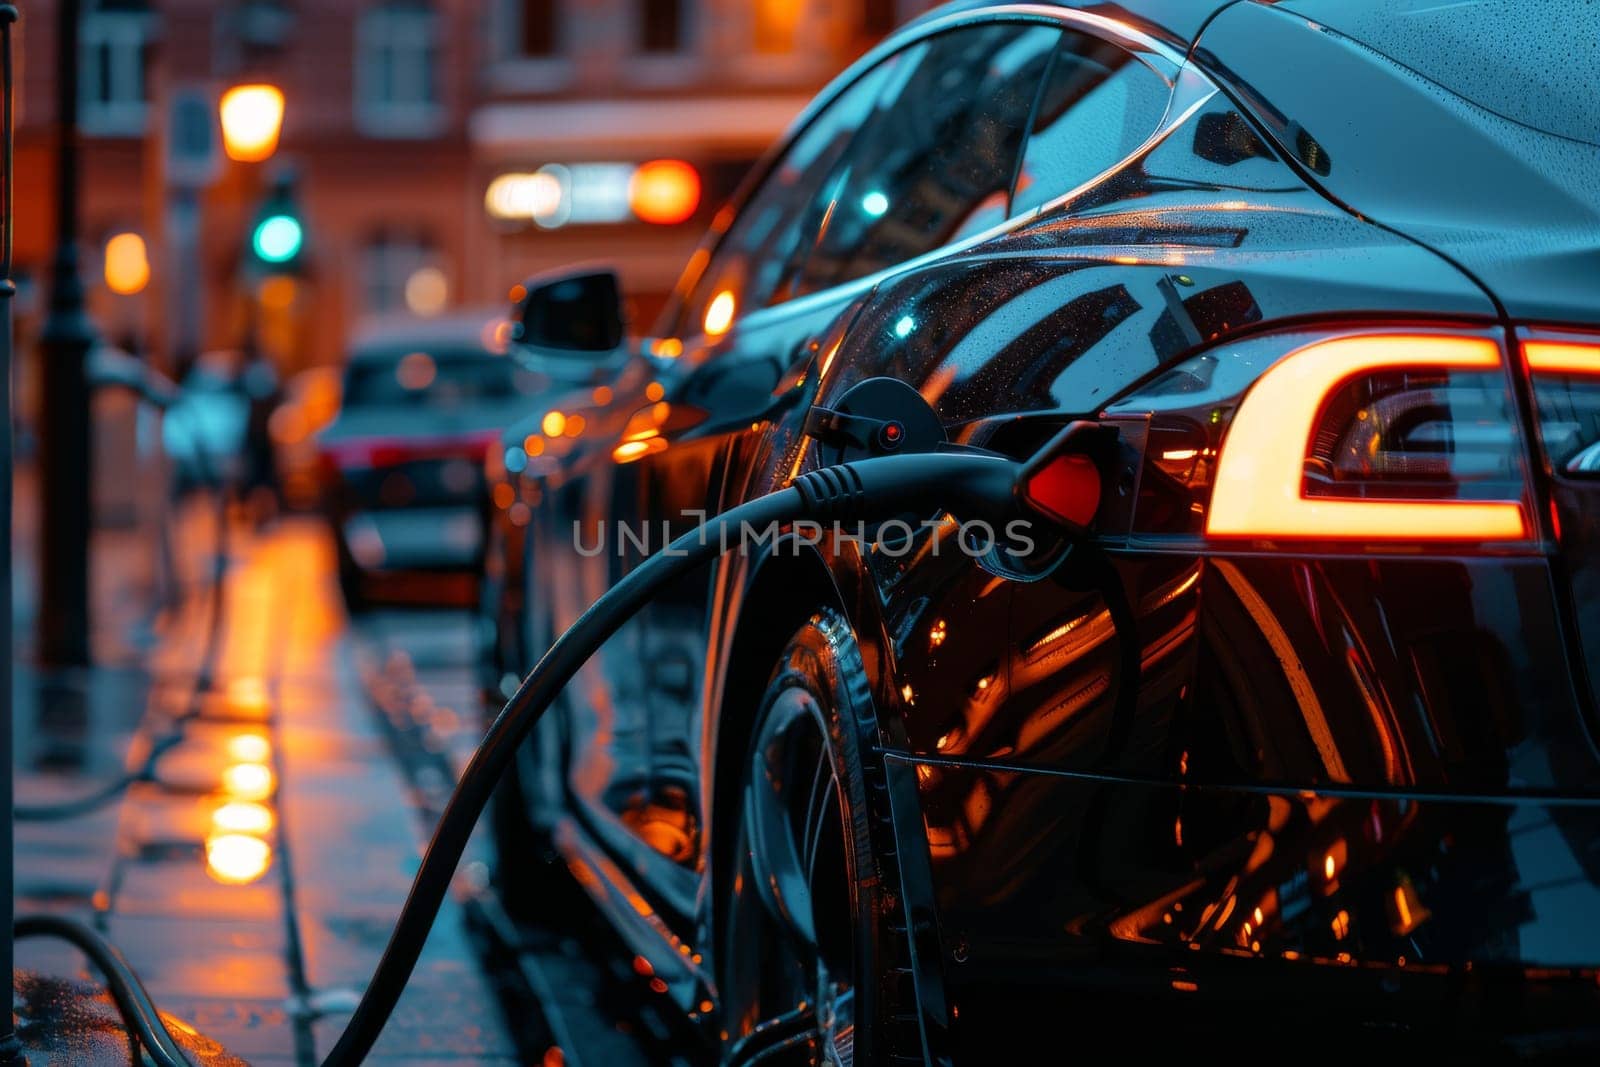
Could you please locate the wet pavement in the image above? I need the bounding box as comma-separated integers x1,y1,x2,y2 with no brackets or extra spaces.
14,514,518,1064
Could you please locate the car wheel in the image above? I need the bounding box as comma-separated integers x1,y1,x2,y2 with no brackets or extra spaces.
720,609,914,1067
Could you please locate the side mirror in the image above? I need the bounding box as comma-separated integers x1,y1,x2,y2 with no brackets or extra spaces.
510,268,625,353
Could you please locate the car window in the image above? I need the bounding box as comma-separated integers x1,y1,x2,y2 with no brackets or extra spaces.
677,55,906,340
1009,32,1171,218
343,349,521,409
791,24,1060,298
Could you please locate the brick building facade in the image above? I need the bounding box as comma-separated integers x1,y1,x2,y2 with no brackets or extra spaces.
13,0,920,381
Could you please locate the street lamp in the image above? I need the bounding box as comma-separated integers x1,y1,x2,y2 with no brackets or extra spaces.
219,83,284,163
102,232,151,295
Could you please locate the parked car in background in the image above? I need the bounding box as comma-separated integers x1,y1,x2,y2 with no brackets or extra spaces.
318,313,536,612
477,0,1600,1062
477,273,674,723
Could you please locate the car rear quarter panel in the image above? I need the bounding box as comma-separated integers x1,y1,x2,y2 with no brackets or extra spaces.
720,80,1600,1035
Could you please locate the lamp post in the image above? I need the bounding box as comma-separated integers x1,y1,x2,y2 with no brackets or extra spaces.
36,0,94,668
2,1,21,1059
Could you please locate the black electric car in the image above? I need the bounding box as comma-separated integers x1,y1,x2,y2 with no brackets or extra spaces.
479,1,1600,1061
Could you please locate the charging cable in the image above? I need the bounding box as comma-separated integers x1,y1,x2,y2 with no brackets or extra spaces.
18,441,1107,1065
16,362,232,822
323,450,1027,1064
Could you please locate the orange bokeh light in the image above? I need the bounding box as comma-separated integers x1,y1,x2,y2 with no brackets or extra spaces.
103,232,150,295
223,762,276,801
703,290,735,337
226,734,271,763
205,833,273,885
226,677,270,714
613,437,668,464
629,159,701,225
212,801,275,835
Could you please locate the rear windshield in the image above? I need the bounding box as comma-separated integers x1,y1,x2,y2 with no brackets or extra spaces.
1281,0,1599,144
344,348,520,409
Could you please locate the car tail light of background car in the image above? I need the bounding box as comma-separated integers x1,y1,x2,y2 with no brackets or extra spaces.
319,429,502,475
1104,325,1547,552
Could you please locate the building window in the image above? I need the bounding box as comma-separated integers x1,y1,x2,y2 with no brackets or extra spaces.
362,232,439,314
519,0,557,57
639,0,682,54
215,0,295,75
80,2,156,136
355,1,443,137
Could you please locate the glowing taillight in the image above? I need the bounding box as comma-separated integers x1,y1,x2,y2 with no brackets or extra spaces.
1524,338,1600,377
1106,328,1539,547
322,431,499,472
1520,330,1600,476
1206,333,1529,541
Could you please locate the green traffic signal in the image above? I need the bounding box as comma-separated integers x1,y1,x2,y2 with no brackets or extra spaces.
252,213,303,264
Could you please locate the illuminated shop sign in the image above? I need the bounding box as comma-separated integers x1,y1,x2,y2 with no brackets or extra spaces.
485,159,700,228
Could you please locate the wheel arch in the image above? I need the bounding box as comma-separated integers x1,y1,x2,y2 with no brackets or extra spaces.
703,538,951,1062
706,541,849,928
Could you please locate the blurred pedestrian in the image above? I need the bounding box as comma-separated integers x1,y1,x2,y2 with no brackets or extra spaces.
240,346,282,527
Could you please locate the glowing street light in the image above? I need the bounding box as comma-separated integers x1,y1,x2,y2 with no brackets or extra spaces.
102,232,150,295
220,84,285,163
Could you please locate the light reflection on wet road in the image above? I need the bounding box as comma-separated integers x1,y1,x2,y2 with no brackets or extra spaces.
15,518,518,1064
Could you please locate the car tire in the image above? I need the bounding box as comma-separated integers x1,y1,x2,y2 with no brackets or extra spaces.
720,608,916,1067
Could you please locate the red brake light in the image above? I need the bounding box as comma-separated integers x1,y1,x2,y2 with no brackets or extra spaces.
323,430,500,472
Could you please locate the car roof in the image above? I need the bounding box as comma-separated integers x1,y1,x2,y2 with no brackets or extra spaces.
914,0,1234,49
347,310,507,362
1271,0,1596,146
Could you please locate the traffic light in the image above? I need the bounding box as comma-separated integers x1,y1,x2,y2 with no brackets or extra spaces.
247,172,307,274
252,213,302,264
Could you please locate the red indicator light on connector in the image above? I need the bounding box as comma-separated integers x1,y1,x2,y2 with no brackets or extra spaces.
1022,452,1101,528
